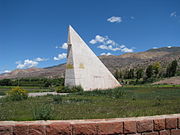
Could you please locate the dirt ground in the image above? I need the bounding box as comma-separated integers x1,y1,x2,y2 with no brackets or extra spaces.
153,76,180,85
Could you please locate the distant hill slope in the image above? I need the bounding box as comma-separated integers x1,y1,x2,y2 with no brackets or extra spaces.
153,77,180,85
0,47,180,79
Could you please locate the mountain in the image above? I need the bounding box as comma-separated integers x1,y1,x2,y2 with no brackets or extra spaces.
0,47,180,79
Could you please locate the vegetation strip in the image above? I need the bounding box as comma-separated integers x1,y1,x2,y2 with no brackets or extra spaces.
0,86,180,121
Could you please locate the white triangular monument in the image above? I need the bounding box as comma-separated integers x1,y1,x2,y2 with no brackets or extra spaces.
65,26,121,91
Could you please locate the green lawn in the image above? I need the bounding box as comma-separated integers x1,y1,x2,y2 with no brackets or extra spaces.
0,86,180,121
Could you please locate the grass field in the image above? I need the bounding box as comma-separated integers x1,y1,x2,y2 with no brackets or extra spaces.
0,86,180,121
0,86,53,95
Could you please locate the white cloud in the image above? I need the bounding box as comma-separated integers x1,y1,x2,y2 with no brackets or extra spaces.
106,39,115,45
90,35,116,46
95,35,106,42
167,46,172,48
98,45,109,50
15,57,48,69
90,35,134,53
107,16,122,23
16,59,38,69
121,47,133,53
89,35,106,44
89,39,97,44
170,12,177,17
55,43,68,49
4,70,11,73
61,43,68,49
100,52,112,56
153,47,157,49
130,16,135,19
35,57,48,62
54,53,67,61
0,70,11,74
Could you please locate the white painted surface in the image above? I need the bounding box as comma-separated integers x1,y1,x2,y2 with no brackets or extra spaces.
28,92,68,97
65,26,121,91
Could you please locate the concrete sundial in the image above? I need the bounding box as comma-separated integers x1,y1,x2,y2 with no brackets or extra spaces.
65,26,121,91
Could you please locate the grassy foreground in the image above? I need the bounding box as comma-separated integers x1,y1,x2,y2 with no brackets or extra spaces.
0,86,180,121
0,86,53,95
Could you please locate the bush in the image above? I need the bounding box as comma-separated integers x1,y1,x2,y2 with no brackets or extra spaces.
55,85,84,93
32,104,53,120
111,87,126,98
7,86,28,101
75,87,126,98
55,86,67,93
0,91,6,96
71,86,84,92
53,95,63,104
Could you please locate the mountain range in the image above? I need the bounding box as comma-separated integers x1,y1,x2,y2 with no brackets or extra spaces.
0,47,180,80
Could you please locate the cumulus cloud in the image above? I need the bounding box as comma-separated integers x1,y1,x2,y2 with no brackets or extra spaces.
167,46,172,48
107,16,122,23
0,69,11,74
61,43,68,49
16,59,38,69
170,12,177,17
4,70,11,73
90,35,115,45
121,47,133,53
56,43,68,49
16,57,48,69
90,35,134,53
35,57,48,62
130,16,135,19
100,52,112,56
54,53,67,61
89,35,106,44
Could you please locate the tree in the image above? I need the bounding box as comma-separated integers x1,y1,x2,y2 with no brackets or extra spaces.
123,70,129,79
128,69,135,79
146,65,153,78
0,79,12,86
114,69,119,80
114,69,123,80
136,69,144,80
166,60,178,77
152,62,161,77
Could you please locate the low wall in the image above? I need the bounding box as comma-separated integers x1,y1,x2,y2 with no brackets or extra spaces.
0,114,180,135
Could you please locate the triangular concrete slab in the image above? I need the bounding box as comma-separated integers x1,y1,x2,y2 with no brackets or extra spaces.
65,26,121,91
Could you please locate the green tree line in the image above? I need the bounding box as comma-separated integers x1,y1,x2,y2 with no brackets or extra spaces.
0,78,64,87
114,60,179,84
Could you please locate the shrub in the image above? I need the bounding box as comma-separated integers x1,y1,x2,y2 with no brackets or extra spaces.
75,87,126,98
55,86,70,93
53,95,63,104
0,91,6,96
55,86,64,93
111,88,126,98
32,104,53,120
7,86,28,101
71,86,84,92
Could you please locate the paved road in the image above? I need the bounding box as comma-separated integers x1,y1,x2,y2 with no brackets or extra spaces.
0,92,69,98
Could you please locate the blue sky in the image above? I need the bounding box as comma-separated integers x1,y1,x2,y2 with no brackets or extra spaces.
0,0,180,73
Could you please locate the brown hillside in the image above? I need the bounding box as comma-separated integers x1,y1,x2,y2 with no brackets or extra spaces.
0,47,179,79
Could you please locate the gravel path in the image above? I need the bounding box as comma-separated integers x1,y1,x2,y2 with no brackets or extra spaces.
0,92,69,98
28,92,68,97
